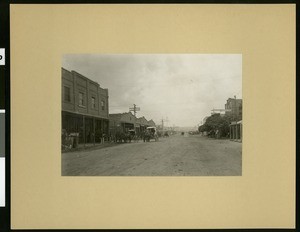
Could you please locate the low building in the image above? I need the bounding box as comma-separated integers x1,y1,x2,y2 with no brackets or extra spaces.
147,119,156,127
62,68,109,147
109,114,156,136
136,116,148,133
109,112,136,135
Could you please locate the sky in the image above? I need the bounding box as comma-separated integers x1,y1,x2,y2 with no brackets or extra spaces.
62,54,242,128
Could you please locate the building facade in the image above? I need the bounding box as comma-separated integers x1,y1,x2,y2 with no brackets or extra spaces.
225,97,242,120
148,119,156,127
136,116,149,132
109,112,136,135
225,96,242,142
62,68,109,147
109,113,156,136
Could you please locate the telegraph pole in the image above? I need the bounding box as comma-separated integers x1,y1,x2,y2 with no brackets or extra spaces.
161,117,169,131
165,117,169,129
129,104,140,117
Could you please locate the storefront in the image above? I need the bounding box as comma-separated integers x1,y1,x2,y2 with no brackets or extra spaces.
62,68,110,150
62,111,109,147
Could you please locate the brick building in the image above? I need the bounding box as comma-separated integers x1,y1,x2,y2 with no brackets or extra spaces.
62,68,109,147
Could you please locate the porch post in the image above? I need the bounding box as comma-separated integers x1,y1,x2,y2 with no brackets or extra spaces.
83,115,85,148
93,117,95,146
240,123,242,141
101,119,104,144
107,120,110,142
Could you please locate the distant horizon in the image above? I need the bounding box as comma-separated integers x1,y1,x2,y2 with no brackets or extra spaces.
63,54,242,127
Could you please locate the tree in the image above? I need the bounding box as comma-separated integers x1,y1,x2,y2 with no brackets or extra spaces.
200,113,233,138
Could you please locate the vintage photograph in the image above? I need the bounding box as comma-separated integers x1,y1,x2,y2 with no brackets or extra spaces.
61,54,242,176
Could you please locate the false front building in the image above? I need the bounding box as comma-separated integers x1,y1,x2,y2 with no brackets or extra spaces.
62,68,109,146
109,113,156,136
136,116,149,133
109,112,136,135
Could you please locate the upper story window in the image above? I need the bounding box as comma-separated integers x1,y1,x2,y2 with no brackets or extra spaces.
64,86,71,102
101,100,105,110
91,97,96,109
79,92,85,106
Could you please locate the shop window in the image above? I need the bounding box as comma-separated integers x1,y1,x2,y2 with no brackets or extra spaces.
91,97,96,109
101,100,105,110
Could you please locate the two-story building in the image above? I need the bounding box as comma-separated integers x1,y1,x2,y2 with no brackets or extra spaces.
62,68,109,146
225,96,242,121
225,96,242,142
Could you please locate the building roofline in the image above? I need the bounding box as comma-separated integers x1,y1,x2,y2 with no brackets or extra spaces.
227,98,242,101
62,67,107,89
71,70,101,87
110,112,136,117
62,67,70,72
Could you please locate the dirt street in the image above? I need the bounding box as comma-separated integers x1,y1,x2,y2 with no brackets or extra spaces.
62,134,242,176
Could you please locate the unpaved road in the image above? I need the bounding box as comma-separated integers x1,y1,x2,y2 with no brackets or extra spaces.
62,134,242,176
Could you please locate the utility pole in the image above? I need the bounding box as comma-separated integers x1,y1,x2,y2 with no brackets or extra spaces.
161,117,169,131
165,117,169,129
129,104,140,117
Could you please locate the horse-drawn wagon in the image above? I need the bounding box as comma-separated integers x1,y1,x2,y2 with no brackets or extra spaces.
143,126,159,142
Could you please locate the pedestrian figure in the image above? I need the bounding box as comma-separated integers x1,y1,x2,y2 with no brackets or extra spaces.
144,129,150,142
215,129,219,139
